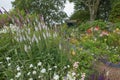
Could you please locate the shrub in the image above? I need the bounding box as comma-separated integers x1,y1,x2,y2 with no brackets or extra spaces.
70,10,89,24
109,2,120,23
78,20,107,32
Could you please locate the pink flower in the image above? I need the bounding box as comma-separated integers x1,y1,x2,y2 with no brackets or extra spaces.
81,73,86,80
87,28,92,34
73,62,79,69
100,30,109,37
94,26,100,31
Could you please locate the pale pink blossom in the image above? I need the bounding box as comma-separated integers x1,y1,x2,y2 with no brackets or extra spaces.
73,62,79,69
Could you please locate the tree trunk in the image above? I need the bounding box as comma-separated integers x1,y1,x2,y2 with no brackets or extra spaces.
90,8,96,21
87,0,100,21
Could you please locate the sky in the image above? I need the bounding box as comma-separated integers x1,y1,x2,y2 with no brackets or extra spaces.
0,0,74,17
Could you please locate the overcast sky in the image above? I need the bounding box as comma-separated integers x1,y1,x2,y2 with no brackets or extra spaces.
0,0,74,16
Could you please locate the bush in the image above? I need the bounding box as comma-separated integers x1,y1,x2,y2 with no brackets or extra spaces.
109,2,120,23
78,20,107,32
70,10,89,24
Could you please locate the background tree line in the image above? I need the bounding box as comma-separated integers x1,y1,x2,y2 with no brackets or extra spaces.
0,0,120,28
70,0,120,23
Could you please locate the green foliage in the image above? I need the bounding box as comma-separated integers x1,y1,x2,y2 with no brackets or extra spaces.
1,9,120,79
97,0,111,21
0,14,11,28
69,0,120,21
109,2,120,22
0,19,71,79
12,0,67,25
78,20,107,32
69,0,101,21
0,10,27,28
70,10,89,23
65,22,120,75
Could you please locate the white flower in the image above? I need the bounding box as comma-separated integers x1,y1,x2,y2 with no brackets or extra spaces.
27,72,31,76
37,61,42,66
53,74,59,80
15,72,21,78
32,70,37,75
38,23,42,31
66,71,76,80
94,38,97,41
48,68,52,71
10,78,14,80
8,63,11,66
72,72,76,76
16,66,21,71
64,66,67,69
28,78,33,80
24,45,28,52
19,35,23,42
32,34,38,43
35,37,38,43
54,66,57,68
67,65,70,68
81,73,85,80
41,68,46,73
35,26,38,31
0,28,7,34
6,57,11,61
0,62,3,64
43,33,46,39
38,75,41,78
28,45,31,50
28,28,31,34
38,36,41,40
29,64,33,68
46,32,50,37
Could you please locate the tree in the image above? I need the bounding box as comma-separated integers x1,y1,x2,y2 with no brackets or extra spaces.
12,0,67,26
97,0,111,21
109,2,120,22
70,0,101,21
70,0,120,21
